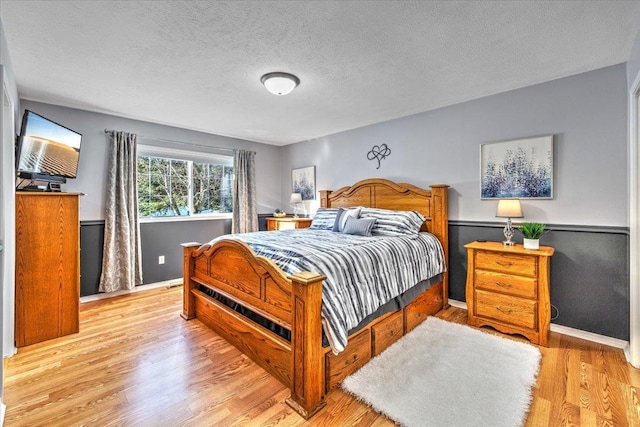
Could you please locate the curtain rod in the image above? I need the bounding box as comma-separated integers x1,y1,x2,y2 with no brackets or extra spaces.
103,129,252,154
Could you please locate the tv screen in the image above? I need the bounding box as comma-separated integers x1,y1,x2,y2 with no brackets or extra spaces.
16,110,82,179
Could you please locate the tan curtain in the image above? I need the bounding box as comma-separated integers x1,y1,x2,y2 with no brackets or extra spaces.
232,149,258,233
99,130,143,292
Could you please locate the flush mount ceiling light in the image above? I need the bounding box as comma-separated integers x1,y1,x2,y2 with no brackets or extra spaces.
260,72,300,96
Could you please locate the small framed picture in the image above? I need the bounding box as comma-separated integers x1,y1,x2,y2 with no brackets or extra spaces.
480,135,553,199
292,166,316,200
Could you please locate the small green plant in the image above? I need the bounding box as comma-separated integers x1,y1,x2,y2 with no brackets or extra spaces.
518,222,546,239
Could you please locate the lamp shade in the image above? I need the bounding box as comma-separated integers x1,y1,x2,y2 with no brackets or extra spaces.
289,193,303,204
261,72,300,96
496,199,523,218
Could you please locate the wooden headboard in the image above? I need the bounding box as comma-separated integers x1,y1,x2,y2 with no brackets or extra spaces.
319,178,449,294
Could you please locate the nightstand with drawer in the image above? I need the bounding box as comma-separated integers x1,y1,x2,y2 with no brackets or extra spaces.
266,217,312,231
464,241,555,346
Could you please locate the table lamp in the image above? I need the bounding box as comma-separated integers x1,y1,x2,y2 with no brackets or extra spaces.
289,193,303,218
496,199,523,246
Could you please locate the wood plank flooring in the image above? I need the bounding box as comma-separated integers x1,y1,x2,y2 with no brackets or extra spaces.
4,286,640,426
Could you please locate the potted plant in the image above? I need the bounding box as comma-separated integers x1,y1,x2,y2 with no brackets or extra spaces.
518,222,546,250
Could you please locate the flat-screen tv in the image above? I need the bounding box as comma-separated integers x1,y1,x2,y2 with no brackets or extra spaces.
16,110,82,181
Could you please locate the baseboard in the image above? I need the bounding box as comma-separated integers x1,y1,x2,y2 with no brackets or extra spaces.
448,299,468,310
549,323,628,350
80,279,182,303
448,299,629,350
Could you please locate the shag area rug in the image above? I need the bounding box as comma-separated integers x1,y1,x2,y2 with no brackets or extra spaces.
341,316,541,427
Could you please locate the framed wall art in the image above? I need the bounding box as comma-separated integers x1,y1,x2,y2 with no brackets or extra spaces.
292,165,316,200
480,135,553,199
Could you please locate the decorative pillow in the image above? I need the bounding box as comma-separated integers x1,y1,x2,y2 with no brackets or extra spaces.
341,216,376,237
332,207,362,232
359,207,425,236
309,208,340,230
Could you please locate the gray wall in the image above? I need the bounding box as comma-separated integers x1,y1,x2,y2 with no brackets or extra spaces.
80,214,271,296
448,223,629,340
16,101,284,295
80,219,231,295
282,64,628,227
15,57,633,340
19,100,283,220
281,64,630,340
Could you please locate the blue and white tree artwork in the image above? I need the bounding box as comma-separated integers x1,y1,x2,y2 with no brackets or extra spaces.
292,165,316,200
480,136,553,199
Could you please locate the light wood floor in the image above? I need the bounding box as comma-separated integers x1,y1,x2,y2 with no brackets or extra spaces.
4,286,640,426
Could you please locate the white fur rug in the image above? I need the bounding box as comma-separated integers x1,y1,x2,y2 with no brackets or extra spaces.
341,316,541,427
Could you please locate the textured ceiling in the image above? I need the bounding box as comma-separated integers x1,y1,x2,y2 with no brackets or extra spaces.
2,1,640,146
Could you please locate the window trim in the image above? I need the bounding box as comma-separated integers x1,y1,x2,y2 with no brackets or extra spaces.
136,144,234,220
139,212,232,224
137,144,233,166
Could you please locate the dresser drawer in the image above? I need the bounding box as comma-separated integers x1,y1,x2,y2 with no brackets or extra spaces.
325,329,371,392
276,221,296,230
474,289,537,330
475,250,537,277
474,270,537,299
372,311,404,356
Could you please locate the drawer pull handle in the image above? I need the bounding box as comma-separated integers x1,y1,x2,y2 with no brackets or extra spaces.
495,281,512,288
386,330,396,338
345,355,358,366
495,260,514,267
496,306,513,314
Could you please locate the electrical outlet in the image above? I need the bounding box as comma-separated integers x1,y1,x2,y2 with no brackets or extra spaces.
158,255,165,265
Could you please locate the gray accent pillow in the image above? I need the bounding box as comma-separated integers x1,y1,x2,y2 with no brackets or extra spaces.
331,208,345,232
332,207,361,232
341,216,376,237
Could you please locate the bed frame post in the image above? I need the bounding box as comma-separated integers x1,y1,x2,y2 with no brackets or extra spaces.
181,242,201,320
319,190,331,208
429,185,449,307
285,271,327,419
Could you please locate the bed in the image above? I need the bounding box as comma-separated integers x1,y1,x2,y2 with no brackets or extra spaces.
181,178,449,419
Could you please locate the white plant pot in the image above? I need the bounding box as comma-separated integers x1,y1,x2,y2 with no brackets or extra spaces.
523,238,539,250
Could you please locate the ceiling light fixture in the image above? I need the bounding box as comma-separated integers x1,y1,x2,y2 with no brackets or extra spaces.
261,72,300,96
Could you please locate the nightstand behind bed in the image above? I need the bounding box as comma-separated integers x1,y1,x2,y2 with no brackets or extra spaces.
266,217,313,231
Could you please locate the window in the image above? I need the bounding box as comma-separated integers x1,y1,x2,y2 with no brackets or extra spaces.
136,145,233,219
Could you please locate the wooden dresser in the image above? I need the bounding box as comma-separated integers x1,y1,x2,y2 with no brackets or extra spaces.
464,240,554,346
15,192,81,347
266,217,312,231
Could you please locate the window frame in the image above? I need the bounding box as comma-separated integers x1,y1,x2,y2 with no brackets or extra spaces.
136,144,234,223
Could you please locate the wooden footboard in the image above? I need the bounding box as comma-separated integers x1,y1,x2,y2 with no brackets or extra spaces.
182,240,327,417
181,179,449,419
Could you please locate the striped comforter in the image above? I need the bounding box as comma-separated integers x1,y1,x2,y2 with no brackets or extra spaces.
208,229,446,353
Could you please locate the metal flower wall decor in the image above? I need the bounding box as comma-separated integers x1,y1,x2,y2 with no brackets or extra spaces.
367,144,391,169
